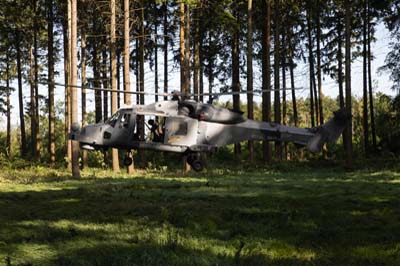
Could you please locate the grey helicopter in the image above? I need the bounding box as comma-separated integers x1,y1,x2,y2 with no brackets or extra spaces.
69,87,348,171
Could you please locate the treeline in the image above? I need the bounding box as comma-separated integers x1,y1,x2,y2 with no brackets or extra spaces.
0,0,400,174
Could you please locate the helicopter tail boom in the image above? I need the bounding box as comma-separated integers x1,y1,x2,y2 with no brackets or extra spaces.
202,109,348,153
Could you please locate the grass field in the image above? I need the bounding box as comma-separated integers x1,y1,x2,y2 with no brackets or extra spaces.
0,161,399,266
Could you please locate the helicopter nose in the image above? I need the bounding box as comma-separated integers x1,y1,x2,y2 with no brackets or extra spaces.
71,122,80,132
77,124,105,149
69,123,81,141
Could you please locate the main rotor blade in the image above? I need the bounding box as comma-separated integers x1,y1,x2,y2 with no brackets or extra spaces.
47,81,304,97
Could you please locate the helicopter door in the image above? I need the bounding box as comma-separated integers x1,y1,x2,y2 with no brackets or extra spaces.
164,117,198,146
103,110,135,148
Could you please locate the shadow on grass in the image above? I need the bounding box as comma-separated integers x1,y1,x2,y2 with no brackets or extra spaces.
0,167,400,265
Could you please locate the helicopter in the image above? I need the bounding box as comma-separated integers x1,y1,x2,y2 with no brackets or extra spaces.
69,89,348,171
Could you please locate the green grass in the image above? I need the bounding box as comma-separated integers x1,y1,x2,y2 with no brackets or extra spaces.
0,161,400,265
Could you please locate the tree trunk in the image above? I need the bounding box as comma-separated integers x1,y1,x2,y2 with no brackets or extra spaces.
290,64,298,125
163,2,168,100
124,0,134,173
30,47,37,158
367,0,377,151
316,7,324,125
337,16,345,109
282,32,287,160
110,0,120,172
262,0,271,162
345,0,353,168
247,0,254,162
185,4,192,94
207,32,214,103
155,20,159,102
102,47,109,120
232,10,241,157
306,9,315,128
193,4,200,102
93,14,102,123
70,0,80,177
362,0,369,156
337,13,347,151
6,56,11,158
313,62,319,124
274,0,281,160
33,0,40,159
16,30,27,157
63,17,72,169
117,50,121,109
101,34,109,167
48,0,55,165
136,39,139,104
179,2,185,93
199,44,204,103
138,0,146,167
198,1,204,103
288,32,298,127
182,2,191,168
185,4,191,95
282,35,287,127
81,27,88,169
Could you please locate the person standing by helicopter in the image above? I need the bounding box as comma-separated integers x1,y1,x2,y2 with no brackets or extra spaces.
148,119,164,142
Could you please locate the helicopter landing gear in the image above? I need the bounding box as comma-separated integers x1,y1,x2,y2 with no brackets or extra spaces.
187,153,204,172
123,151,133,166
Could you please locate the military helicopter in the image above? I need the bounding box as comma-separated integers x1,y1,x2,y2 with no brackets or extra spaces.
69,87,348,171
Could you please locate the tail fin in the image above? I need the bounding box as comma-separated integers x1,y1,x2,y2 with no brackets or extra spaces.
307,109,348,152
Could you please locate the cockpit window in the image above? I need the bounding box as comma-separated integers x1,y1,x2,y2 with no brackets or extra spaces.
106,111,120,127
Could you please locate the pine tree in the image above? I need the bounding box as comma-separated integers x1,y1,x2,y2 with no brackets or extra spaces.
345,0,353,168
247,0,254,161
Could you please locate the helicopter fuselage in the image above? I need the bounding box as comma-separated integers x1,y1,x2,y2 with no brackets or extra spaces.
70,100,347,157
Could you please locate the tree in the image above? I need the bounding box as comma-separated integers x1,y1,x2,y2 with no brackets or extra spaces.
0,48,14,158
163,2,168,100
362,0,369,155
274,0,281,160
368,0,377,151
31,0,40,159
316,2,324,125
124,0,134,174
193,2,200,101
232,5,241,157
247,0,254,161
262,0,272,162
179,2,185,93
110,0,120,172
70,0,80,177
185,3,191,95
345,0,353,168
6,60,12,158
92,7,102,124
306,6,316,128
138,0,146,167
65,0,72,169
16,36,27,157
47,0,55,165
81,20,88,169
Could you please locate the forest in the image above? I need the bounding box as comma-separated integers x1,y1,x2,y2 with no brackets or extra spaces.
0,0,400,265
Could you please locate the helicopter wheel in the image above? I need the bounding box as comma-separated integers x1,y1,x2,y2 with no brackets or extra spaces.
190,160,203,172
123,156,133,166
